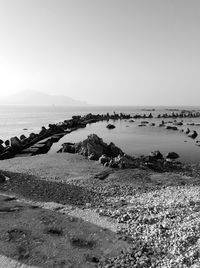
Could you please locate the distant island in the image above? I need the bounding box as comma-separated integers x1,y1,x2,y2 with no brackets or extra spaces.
0,90,88,106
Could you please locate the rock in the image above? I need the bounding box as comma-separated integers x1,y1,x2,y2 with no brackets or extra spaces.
73,134,124,160
88,153,97,160
20,134,26,140
150,123,155,126
0,173,6,183
106,124,116,129
59,142,75,153
149,150,164,160
75,134,105,160
184,128,190,134
39,126,47,135
129,120,135,122
188,130,198,139
10,137,22,149
29,133,37,139
106,142,123,157
0,139,4,145
5,140,9,146
166,152,180,160
113,154,137,168
166,126,178,130
99,154,111,165
0,144,5,154
108,159,119,168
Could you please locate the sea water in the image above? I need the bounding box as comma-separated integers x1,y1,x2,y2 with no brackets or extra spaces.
0,105,200,163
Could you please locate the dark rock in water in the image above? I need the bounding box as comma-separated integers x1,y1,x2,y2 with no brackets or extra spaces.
29,133,37,139
149,150,164,160
0,139,4,145
150,123,155,126
39,126,47,135
10,137,22,149
5,140,9,146
106,124,116,129
188,130,198,139
0,173,6,183
166,126,178,130
129,119,135,122
166,152,180,159
20,134,26,140
141,121,149,124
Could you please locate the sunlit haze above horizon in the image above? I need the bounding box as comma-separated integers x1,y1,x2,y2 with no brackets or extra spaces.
1,0,200,106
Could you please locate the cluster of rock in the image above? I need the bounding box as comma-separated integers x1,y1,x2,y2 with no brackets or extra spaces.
58,134,124,161
59,134,181,172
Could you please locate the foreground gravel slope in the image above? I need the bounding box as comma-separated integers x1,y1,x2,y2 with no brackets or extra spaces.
1,154,200,267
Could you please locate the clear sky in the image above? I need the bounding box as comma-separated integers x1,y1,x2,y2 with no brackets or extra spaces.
0,0,200,105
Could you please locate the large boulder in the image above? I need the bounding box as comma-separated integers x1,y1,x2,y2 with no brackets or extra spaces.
39,126,47,136
29,133,37,140
75,134,107,160
10,137,22,150
5,140,9,146
74,134,124,160
0,144,4,154
106,142,123,157
0,173,6,183
20,134,27,140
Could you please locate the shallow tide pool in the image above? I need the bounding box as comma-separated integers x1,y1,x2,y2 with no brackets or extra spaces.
49,119,200,163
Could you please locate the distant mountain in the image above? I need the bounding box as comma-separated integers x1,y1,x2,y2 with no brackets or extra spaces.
1,90,88,106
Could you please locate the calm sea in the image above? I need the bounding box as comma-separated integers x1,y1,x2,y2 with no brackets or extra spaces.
1,105,200,163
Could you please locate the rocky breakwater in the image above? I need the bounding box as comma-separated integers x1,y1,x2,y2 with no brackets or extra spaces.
157,110,200,118
0,112,133,160
0,124,67,160
58,134,183,172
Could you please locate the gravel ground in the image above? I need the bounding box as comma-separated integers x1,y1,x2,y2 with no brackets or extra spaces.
1,154,200,267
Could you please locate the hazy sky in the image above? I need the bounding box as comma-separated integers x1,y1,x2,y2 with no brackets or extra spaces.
1,0,200,105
